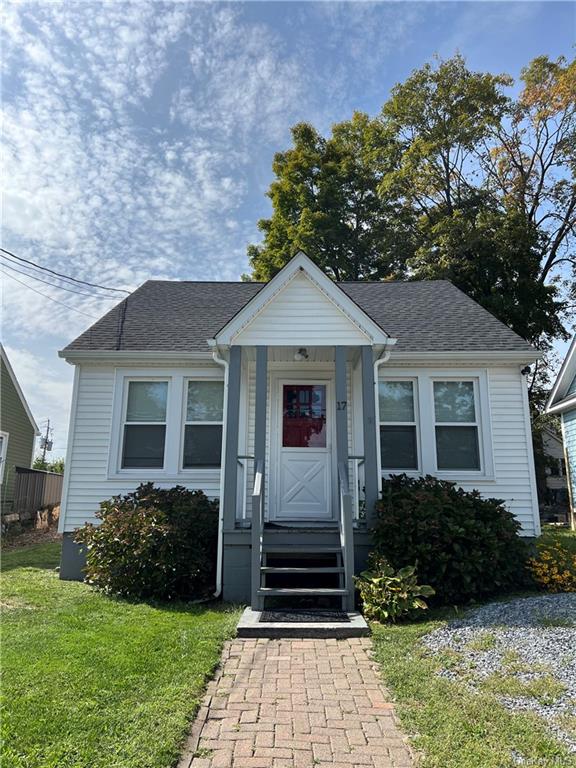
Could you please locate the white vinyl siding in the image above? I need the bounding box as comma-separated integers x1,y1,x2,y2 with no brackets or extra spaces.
60,361,540,537
60,365,223,533
233,273,370,346
379,366,539,537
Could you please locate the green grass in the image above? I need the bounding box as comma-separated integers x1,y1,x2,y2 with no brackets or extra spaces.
481,672,566,706
371,613,576,768
465,631,497,652
540,524,576,553
1,542,239,768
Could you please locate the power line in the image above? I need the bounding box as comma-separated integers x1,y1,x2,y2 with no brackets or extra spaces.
0,247,131,294
1,269,99,320
1,258,120,300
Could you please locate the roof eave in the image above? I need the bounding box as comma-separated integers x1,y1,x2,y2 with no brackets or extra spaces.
545,334,576,412
59,349,214,363
389,350,542,363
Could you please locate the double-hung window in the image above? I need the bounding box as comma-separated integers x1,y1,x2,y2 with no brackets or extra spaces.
183,381,224,469
379,380,418,471
433,380,480,471
121,381,168,469
0,431,8,483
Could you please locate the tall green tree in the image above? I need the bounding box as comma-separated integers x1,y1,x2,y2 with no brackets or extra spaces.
247,114,412,281
248,54,575,361
379,54,570,346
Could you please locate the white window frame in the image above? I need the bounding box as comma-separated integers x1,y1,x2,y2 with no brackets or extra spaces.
119,377,170,472
108,368,224,481
180,378,225,471
378,377,420,475
378,368,495,482
0,431,9,484
431,377,482,474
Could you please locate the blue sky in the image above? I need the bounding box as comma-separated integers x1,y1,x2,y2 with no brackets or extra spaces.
2,1,574,455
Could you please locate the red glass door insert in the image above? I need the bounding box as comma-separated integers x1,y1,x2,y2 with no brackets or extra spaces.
282,384,327,448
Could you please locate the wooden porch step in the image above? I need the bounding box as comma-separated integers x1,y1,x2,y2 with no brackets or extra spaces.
257,587,348,597
263,546,342,554
261,566,344,574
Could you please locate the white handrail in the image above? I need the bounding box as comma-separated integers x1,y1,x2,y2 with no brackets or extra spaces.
337,461,355,612
236,455,254,521
251,459,265,610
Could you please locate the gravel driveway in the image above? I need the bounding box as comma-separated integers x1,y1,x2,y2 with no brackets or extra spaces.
422,594,576,754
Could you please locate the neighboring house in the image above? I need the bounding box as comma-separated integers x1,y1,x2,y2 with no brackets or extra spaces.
541,427,569,508
545,335,576,530
58,252,541,609
1,345,40,518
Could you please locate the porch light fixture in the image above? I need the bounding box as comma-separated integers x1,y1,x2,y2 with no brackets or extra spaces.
294,347,309,362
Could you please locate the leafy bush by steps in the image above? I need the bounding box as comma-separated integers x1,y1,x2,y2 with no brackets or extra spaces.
372,474,529,604
75,483,218,600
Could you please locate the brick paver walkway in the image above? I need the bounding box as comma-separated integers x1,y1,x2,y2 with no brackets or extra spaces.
179,638,414,768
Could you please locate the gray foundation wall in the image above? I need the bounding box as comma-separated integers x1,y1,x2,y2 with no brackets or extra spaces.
60,532,86,580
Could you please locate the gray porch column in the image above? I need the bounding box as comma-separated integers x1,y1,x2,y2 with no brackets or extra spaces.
335,346,349,477
253,346,268,475
361,346,380,524
222,345,242,531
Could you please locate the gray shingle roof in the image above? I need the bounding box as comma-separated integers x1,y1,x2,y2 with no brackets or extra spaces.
62,279,534,355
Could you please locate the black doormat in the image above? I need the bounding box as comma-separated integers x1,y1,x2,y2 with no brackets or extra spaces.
260,609,350,623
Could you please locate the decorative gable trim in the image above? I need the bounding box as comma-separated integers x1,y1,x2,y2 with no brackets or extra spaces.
546,334,576,414
212,252,392,346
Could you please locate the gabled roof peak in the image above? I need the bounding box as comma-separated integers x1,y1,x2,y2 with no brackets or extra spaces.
212,251,393,347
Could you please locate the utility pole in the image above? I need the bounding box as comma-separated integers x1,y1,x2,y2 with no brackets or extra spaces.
41,419,52,463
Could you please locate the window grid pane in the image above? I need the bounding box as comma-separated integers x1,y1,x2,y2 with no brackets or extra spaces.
126,381,167,422
379,381,415,423
122,424,166,468
183,425,223,468
435,426,480,470
186,381,224,422
433,381,476,423
380,425,418,470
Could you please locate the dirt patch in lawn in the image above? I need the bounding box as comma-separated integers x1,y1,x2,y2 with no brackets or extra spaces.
3,526,62,551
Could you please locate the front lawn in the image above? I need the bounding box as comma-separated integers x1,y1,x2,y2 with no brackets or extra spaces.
1,542,239,768
372,597,576,768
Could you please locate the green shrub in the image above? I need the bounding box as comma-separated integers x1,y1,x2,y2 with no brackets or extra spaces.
355,552,435,623
373,474,529,604
74,483,218,601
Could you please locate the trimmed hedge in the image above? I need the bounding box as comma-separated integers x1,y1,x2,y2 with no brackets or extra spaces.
75,483,218,601
372,474,529,603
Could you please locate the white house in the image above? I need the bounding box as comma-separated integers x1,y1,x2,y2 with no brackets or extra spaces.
58,252,541,609
546,334,576,530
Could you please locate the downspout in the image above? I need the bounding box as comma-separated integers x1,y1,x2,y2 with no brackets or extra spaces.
373,339,396,477
209,339,228,599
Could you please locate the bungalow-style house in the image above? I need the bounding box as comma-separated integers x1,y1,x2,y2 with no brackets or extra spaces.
1,345,40,523
546,334,576,530
58,252,541,610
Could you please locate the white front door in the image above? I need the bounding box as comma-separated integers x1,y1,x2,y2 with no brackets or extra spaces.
273,380,333,520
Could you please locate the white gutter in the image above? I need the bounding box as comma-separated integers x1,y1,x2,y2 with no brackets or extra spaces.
373,340,396,477
547,394,576,415
208,339,228,599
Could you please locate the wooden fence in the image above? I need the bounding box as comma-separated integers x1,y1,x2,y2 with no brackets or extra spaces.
11,467,63,526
